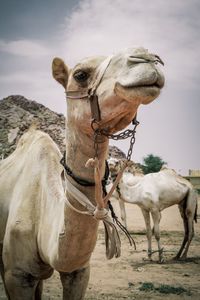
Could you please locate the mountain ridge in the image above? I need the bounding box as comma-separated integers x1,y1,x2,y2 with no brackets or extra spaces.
0,95,126,159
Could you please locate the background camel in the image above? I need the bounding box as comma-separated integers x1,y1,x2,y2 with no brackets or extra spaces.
0,47,164,299
107,158,198,262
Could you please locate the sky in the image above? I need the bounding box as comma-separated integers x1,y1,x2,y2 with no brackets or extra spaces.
0,0,199,175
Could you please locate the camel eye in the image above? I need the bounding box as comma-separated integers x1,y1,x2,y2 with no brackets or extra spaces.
73,70,89,82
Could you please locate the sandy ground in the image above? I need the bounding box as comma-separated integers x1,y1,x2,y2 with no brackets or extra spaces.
0,198,199,299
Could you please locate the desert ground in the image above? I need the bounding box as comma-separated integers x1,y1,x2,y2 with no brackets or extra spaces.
0,197,199,300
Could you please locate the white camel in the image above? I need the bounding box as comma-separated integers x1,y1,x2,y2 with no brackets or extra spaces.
107,158,198,262
0,47,164,299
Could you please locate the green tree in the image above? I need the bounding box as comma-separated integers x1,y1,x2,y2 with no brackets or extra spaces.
141,154,167,174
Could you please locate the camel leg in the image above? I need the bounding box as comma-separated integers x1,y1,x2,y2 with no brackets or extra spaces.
60,266,90,300
141,209,152,260
175,204,189,259
0,242,10,299
151,210,164,263
180,217,194,259
179,190,196,259
4,269,39,300
35,280,43,300
118,198,127,228
174,217,188,259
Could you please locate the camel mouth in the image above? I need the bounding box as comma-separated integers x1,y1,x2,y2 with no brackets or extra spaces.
116,81,164,90
114,82,163,103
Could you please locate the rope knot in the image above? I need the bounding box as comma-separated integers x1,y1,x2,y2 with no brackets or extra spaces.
93,207,108,220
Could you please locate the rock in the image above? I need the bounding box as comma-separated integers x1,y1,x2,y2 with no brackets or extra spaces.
109,145,126,159
8,128,19,144
0,95,65,157
0,95,129,162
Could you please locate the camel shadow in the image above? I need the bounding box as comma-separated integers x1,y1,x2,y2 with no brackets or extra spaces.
133,255,200,268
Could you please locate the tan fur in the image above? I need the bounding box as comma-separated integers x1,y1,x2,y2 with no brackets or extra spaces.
108,160,198,262
0,47,164,299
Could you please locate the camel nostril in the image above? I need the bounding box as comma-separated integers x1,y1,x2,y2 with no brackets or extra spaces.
128,56,149,64
127,54,164,66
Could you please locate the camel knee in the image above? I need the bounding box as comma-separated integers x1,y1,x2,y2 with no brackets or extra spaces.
185,208,194,220
188,224,194,242
5,269,38,299
5,269,37,288
118,200,127,227
60,267,90,300
154,229,160,241
187,215,195,237
146,228,152,240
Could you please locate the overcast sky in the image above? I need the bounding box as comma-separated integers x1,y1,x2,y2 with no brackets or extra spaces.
0,0,199,175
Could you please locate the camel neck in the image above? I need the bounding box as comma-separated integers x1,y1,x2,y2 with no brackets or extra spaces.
65,119,109,194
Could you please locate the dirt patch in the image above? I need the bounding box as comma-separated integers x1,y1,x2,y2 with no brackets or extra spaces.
0,199,199,299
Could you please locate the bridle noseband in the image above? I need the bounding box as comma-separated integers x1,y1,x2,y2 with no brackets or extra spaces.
66,55,113,122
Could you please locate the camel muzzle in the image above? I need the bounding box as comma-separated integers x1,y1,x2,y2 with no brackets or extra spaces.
66,53,164,123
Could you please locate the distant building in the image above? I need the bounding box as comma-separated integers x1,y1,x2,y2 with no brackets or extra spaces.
184,169,200,190
189,169,200,176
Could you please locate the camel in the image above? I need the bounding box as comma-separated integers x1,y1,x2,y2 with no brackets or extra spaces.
0,47,164,299
107,158,198,262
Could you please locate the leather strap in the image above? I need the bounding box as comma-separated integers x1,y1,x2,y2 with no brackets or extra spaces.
89,94,101,122
60,152,110,188
65,90,88,99
66,55,113,122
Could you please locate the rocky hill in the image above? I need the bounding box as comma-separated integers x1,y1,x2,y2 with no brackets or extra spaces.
0,95,126,159
0,95,66,157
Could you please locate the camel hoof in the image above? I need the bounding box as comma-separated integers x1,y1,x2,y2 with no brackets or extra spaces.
143,257,152,262
179,255,187,261
172,256,180,261
159,257,165,264
172,257,178,261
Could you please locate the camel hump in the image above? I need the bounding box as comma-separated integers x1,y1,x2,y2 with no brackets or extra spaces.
160,166,176,174
16,129,60,155
17,128,45,148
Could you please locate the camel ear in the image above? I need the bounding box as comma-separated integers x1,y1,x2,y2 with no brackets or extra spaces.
52,57,69,88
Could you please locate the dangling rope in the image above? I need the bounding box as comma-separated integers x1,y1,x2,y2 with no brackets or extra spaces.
108,200,136,249
80,117,139,257
64,174,121,259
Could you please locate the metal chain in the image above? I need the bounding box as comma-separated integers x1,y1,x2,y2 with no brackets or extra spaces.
101,127,137,140
92,119,139,161
126,122,139,161
91,118,139,248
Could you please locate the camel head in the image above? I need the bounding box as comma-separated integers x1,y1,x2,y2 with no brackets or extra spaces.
108,157,144,177
52,47,164,135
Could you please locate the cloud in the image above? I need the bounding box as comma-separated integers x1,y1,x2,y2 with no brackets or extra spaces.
0,0,199,174
0,39,51,57
61,0,200,89
0,69,66,113
58,0,199,173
